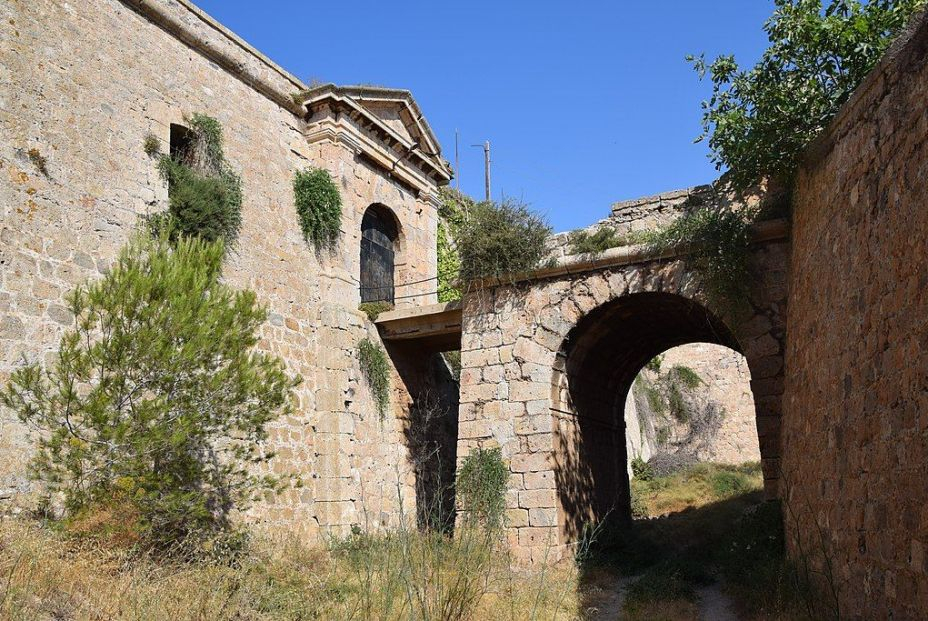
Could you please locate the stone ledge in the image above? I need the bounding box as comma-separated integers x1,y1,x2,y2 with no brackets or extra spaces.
470,218,790,291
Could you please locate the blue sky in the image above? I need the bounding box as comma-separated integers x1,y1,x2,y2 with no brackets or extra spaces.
193,1,775,231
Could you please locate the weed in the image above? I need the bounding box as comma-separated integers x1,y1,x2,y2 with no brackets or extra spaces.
143,133,161,157
27,148,48,177
358,301,393,322
358,338,390,419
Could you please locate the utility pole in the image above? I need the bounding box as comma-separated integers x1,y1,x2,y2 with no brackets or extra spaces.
472,140,491,201
455,129,460,192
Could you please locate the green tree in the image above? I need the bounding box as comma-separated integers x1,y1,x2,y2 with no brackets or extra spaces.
1,231,300,550
691,0,924,193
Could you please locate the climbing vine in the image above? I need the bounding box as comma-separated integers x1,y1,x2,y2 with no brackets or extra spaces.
358,338,390,420
436,188,470,302
154,113,243,245
293,167,342,248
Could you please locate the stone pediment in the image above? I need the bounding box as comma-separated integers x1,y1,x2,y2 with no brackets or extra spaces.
300,84,452,196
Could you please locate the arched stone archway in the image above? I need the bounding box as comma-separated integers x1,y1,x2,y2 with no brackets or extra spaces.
456,239,788,563
551,291,746,541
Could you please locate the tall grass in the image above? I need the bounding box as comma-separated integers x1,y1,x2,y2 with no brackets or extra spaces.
0,515,578,621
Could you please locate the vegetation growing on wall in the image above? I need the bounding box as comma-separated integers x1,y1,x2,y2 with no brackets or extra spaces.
27,148,49,177
435,188,551,294
293,167,342,248
143,133,161,157
358,338,390,419
0,231,299,553
455,447,508,530
567,227,636,259
455,199,552,284
358,301,394,322
155,113,243,245
645,203,755,313
436,187,472,302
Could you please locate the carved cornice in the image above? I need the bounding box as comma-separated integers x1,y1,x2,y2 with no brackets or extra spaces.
300,84,452,195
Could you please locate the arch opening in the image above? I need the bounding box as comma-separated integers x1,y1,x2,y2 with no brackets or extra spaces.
551,291,762,542
360,204,401,304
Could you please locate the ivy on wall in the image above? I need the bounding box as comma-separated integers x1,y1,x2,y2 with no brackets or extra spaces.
153,113,243,245
358,338,390,420
293,168,342,249
436,188,470,302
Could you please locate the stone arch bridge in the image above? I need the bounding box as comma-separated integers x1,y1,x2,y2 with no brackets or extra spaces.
376,218,789,562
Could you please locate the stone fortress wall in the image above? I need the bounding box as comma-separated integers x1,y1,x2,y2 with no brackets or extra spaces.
782,9,928,618
0,0,449,537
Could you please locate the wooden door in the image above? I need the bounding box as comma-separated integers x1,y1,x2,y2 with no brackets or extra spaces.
360,207,396,304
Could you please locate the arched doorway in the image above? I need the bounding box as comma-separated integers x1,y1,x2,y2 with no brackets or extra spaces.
360,204,399,304
551,291,750,540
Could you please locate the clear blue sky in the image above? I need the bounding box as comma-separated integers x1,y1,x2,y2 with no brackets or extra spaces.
193,1,775,231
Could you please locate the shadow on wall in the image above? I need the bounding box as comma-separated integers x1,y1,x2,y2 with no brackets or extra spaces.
552,292,742,544
386,341,460,532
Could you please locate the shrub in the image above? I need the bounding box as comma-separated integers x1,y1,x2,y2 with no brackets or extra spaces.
567,227,631,258
143,133,161,157
155,113,243,245
690,0,925,194
358,338,390,419
631,457,653,481
293,167,342,248
455,199,552,284
645,204,754,313
358,301,393,322
156,158,243,244
710,469,755,497
0,231,300,552
455,447,508,530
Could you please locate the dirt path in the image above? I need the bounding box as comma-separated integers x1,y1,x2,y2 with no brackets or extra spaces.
584,578,742,620
697,583,740,621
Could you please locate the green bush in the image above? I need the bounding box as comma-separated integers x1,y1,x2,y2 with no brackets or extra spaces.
631,457,653,481
566,227,632,258
155,114,242,245
1,231,300,552
358,301,393,322
455,447,508,530
358,338,390,420
293,167,342,248
710,469,756,498
455,199,552,284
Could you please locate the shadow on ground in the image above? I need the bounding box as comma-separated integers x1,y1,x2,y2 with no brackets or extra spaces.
576,491,811,620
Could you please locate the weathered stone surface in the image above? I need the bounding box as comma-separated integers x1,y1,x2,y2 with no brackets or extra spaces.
0,0,446,540
782,11,928,618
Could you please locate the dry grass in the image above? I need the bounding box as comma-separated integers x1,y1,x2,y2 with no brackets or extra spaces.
0,518,579,621
631,461,763,516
